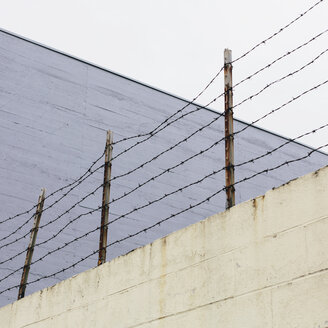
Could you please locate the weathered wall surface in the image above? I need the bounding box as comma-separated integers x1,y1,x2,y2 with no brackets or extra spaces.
1,166,327,327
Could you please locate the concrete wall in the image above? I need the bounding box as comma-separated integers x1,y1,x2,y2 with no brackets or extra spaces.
1,166,328,327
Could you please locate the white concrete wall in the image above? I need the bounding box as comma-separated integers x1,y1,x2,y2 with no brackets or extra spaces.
1,165,328,328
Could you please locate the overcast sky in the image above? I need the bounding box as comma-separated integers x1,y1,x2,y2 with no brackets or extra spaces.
0,0,327,151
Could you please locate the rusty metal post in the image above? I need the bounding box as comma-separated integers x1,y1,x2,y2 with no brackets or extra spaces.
224,49,235,209
98,130,113,266
18,188,46,300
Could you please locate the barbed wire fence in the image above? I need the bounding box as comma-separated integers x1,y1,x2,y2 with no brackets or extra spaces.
0,0,327,304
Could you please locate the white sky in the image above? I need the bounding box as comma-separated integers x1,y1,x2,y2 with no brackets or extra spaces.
0,0,327,151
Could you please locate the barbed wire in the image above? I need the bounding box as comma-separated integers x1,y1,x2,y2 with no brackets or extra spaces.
1,50,327,254
0,152,106,244
106,6,328,166
108,26,328,167
0,147,106,227
2,80,327,287
27,78,328,246
234,47,328,108
112,0,325,146
231,0,325,64
4,29,328,241
0,8,324,230
0,182,104,252
1,140,326,295
109,44,328,184
0,0,326,300
235,79,328,134
114,25,328,170
112,66,225,147
2,114,327,276
233,28,328,90
0,199,105,266
235,122,328,167
43,34,323,238
107,143,327,246
2,130,327,284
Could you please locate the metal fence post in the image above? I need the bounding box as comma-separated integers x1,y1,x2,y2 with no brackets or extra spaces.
98,130,113,266
18,188,46,300
224,49,235,209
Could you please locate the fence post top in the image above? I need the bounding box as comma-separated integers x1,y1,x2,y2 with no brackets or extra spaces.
224,49,232,64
